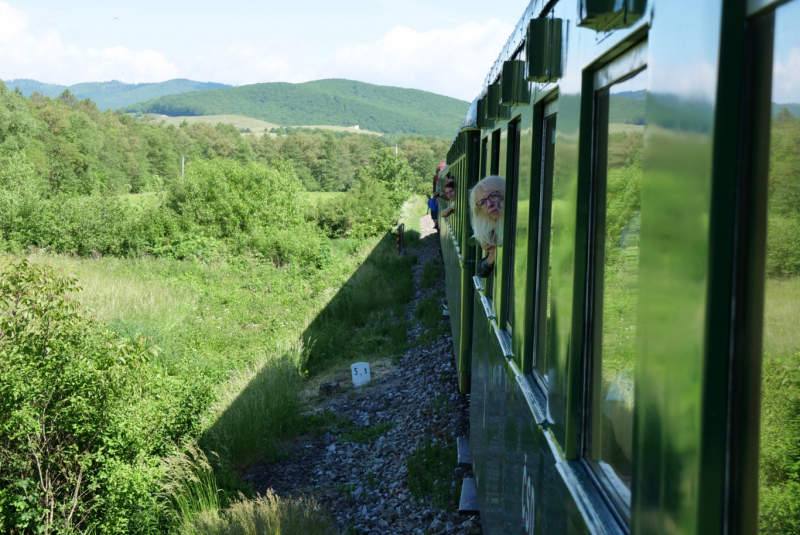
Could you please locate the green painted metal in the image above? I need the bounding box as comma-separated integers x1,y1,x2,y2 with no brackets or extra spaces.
578,0,647,31
439,128,481,394
441,0,778,532
486,82,510,122
526,18,563,83
501,61,530,107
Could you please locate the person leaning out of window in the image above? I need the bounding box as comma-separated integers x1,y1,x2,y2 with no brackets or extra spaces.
440,178,456,218
469,175,505,278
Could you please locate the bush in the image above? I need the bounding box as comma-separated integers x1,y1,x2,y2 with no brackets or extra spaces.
1,156,333,267
759,352,800,534
315,179,399,239
766,215,800,277
247,222,332,268
167,159,307,237
0,259,164,533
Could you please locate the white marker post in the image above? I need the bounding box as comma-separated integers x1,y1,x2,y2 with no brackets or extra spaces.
351,362,371,387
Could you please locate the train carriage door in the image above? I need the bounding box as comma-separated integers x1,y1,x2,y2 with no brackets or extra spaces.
583,45,647,522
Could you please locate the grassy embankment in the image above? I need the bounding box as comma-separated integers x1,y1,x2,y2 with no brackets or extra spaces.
11,195,428,533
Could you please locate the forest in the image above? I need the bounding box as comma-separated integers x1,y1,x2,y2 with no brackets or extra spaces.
0,80,444,534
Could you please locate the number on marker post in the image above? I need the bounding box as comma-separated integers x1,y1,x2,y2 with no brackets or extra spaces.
351,362,371,387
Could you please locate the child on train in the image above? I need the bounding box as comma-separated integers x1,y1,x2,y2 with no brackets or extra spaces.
441,178,456,218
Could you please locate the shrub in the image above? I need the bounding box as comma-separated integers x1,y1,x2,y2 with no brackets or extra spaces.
167,159,307,237
759,352,800,534
247,222,332,268
766,215,800,277
0,259,163,533
314,179,399,239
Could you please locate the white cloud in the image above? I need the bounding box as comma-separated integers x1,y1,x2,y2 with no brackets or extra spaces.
323,20,515,101
0,0,512,101
773,47,800,104
0,1,178,84
182,40,314,86
0,1,27,43
648,60,717,102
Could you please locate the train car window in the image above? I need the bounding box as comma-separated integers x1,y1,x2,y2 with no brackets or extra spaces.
491,129,501,176
754,1,800,530
481,138,488,179
585,66,646,517
534,105,557,384
505,119,522,333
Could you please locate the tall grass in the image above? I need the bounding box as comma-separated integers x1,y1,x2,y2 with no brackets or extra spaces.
763,277,800,359
759,277,800,534
163,442,223,528
186,491,335,535
303,233,416,368
407,439,459,511
414,295,442,329
201,344,306,467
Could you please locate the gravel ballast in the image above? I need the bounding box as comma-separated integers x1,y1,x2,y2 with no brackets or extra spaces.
244,214,481,535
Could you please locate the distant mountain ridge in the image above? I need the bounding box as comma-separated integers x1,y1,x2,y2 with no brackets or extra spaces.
3,78,230,111
123,79,469,138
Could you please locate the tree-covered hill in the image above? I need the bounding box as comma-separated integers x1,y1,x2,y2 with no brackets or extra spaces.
123,79,469,138
4,78,230,111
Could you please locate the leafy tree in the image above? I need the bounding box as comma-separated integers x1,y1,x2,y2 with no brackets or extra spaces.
0,82,37,155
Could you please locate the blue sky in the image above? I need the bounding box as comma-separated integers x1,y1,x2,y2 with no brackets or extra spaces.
0,0,527,101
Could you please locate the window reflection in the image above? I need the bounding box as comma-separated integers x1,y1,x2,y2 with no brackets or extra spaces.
588,68,646,510
759,1,800,533
536,112,557,382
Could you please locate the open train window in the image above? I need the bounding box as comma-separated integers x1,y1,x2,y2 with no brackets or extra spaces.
533,100,558,388
583,44,646,521
505,118,522,333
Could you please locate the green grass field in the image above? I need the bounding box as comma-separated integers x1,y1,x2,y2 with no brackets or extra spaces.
306,191,345,204
153,114,280,131
151,114,383,136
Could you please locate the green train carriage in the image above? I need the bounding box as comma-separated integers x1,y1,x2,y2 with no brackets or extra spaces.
437,0,800,533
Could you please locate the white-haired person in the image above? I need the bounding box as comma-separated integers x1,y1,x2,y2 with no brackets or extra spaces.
469,175,505,278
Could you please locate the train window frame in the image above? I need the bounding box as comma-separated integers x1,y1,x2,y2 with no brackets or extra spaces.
727,2,800,530
504,117,523,335
481,137,488,179
580,40,648,526
490,128,501,176
529,97,558,393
